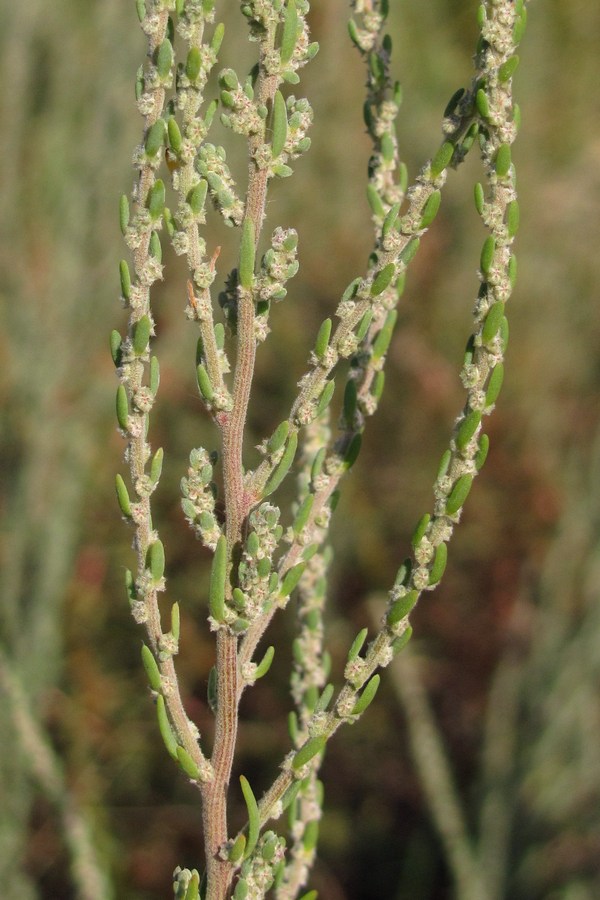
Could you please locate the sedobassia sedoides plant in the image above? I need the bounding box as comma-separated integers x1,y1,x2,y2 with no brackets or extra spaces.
112,1,527,897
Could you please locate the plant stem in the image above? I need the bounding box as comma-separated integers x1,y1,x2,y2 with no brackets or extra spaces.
201,49,279,900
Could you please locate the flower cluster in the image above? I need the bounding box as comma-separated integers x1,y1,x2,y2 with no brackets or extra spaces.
232,832,286,900
196,143,245,226
180,447,221,549
233,504,283,625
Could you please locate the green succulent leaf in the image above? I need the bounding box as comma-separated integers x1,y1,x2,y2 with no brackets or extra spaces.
156,695,178,760
119,195,129,235
110,330,122,366
209,535,227,622
292,735,326,769
499,54,519,82
485,363,504,407
141,644,162,692
371,263,395,296
267,420,289,455
116,384,129,431
239,775,260,858
314,318,332,360
482,300,505,345
446,474,473,515
228,834,246,863
420,190,441,228
119,260,131,300
176,746,201,780
456,410,482,452
186,47,202,81
347,628,368,663
264,432,298,496
430,141,454,178
387,590,418,627
239,218,256,289
149,540,165,583
352,674,381,715
279,562,306,598
254,646,275,680
271,90,288,157
280,0,299,64
115,474,131,517
428,543,448,585
133,315,151,355
145,119,165,157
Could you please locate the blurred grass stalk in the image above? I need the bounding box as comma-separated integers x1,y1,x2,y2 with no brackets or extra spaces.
0,0,133,895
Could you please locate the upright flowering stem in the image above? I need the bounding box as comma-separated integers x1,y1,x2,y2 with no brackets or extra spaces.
114,1,528,897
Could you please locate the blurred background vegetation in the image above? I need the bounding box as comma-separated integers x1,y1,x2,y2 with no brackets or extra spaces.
1,1,599,897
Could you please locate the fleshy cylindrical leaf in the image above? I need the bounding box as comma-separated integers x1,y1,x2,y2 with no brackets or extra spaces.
428,543,448,585
506,200,520,237
371,263,395,296
156,695,178,760
209,535,227,622
156,38,173,79
411,513,430,548
145,119,165,157
474,182,485,216
188,180,208,215
228,834,246,863
495,143,512,178
372,310,397,361
315,380,335,417
271,90,288,157
475,434,490,470
196,364,214,402
446,474,473,515
141,644,162,692
279,562,306,598
149,540,165,583
110,330,122,366
186,47,201,81
420,190,441,228
485,363,504,407
430,141,454,178
147,180,165,220
240,775,259,858
116,384,129,431
292,735,326,769
292,494,314,535
499,54,519,83
347,628,368,663
482,301,505,345
150,447,163,486
115,474,131,517
456,409,482,452
254,646,275,680
267,420,289,455
239,218,255,289
280,0,299,64
352,674,380,715
387,590,418,627
119,260,131,300
476,88,490,119
176,746,201,780
133,315,151,355
480,235,496,276
263,432,298,496
119,195,129,235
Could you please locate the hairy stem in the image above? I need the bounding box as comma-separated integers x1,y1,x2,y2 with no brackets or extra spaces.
202,47,280,900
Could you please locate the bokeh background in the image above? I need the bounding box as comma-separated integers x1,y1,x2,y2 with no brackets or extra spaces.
1,1,600,898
